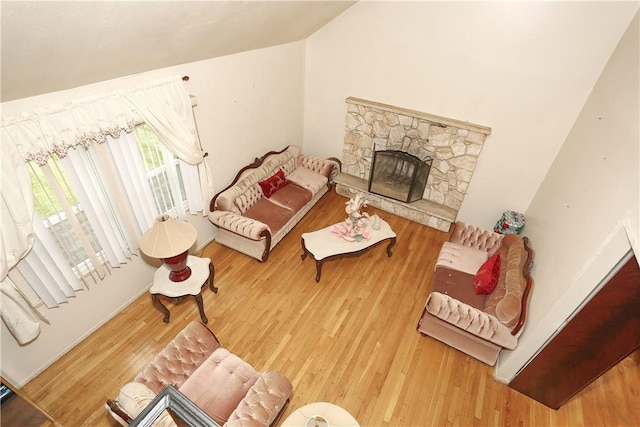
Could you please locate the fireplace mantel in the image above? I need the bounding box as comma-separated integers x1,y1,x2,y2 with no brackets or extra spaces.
338,97,491,232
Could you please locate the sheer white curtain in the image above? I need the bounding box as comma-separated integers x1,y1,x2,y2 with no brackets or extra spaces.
12,219,83,307
0,75,208,343
123,81,211,213
0,133,40,344
0,131,34,279
123,79,203,164
2,128,202,327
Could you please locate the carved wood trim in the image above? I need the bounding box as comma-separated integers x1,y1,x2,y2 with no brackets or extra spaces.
511,236,534,336
209,146,292,212
259,229,271,262
106,399,133,424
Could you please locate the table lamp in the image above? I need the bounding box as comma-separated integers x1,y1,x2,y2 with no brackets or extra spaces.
139,215,198,282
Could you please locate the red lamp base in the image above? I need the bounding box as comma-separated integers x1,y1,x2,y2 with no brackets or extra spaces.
162,250,192,282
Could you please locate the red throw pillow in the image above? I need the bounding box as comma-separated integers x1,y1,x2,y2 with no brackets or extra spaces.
473,253,501,295
258,170,288,198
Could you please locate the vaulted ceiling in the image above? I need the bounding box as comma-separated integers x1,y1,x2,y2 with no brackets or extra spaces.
1,1,356,102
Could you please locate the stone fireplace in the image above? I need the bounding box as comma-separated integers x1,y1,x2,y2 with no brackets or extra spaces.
334,97,491,232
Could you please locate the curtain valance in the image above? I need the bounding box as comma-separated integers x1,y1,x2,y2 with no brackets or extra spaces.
1,75,204,166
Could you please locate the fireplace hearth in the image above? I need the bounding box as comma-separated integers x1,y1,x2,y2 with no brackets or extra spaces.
368,150,432,203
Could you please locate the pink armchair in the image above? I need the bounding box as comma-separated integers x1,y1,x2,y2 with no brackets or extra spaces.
106,321,292,427
417,222,534,365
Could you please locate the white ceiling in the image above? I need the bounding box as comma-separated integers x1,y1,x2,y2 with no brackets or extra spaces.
1,1,357,102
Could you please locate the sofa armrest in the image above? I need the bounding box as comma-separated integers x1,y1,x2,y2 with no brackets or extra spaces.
209,211,271,241
426,292,517,349
298,154,341,181
225,371,293,427
107,382,178,427
105,399,133,426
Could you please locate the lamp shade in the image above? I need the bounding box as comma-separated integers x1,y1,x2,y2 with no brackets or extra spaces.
139,215,197,259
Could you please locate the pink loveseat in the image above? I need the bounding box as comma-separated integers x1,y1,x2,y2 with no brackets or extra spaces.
417,222,534,365
106,321,292,427
209,145,340,262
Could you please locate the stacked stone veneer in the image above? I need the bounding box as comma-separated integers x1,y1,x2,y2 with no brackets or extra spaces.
337,97,491,231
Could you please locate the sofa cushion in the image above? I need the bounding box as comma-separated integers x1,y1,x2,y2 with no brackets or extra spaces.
233,184,263,214
243,197,294,233
474,253,501,294
483,237,511,316
280,155,299,177
287,166,328,194
179,348,260,425
435,242,488,275
259,169,288,198
268,183,312,211
431,267,486,310
483,234,526,328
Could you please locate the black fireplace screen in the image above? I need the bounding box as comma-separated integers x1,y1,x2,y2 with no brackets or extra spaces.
368,150,432,203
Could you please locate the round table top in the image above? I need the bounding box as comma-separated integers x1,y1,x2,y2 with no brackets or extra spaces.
281,402,359,427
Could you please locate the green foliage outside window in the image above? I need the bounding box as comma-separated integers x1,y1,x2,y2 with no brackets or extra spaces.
134,124,164,172
29,157,78,219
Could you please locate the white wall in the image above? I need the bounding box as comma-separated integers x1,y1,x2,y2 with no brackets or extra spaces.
185,41,306,186
302,1,638,227
0,41,306,386
495,13,639,381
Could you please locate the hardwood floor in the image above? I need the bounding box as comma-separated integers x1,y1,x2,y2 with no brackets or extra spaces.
19,190,640,426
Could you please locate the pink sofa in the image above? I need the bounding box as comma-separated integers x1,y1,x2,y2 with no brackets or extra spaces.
417,222,534,365
106,321,292,427
209,145,340,262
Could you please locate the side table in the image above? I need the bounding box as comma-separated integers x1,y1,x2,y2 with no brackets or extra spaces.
281,402,359,427
149,255,217,324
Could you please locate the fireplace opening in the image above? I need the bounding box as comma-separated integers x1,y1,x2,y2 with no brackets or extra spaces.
368,150,432,203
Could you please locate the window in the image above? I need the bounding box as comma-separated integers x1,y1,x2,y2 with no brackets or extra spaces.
29,156,102,271
133,124,187,216
1,76,209,314
20,124,200,304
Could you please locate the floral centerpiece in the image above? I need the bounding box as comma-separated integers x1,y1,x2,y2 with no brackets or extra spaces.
331,192,371,241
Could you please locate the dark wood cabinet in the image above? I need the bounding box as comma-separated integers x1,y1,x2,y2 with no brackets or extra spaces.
508,253,640,409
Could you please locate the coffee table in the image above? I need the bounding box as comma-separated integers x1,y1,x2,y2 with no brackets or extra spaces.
301,217,396,282
281,402,359,427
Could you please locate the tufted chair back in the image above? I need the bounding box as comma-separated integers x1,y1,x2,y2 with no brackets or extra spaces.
135,321,221,393
108,322,293,427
